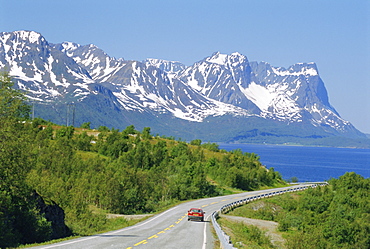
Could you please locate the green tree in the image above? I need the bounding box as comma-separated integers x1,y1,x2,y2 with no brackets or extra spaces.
75,131,93,151
190,139,202,146
80,122,91,129
142,127,152,140
0,72,30,123
122,125,136,135
0,72,52,247
97,125,110,132
201,142,219,152
55,126,74,139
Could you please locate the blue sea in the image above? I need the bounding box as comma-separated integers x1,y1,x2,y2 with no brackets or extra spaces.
218,144,370,182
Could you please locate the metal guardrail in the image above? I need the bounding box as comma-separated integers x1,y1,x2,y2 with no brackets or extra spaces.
211,182,328,249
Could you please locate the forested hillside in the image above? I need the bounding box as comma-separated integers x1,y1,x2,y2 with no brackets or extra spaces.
0,73,284,248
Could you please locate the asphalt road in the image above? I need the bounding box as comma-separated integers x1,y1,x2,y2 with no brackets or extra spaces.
30,184,317,249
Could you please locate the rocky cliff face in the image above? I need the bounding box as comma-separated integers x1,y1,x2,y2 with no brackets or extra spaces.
33,191,71,239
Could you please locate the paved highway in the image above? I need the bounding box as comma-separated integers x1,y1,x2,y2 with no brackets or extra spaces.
31,184,319,249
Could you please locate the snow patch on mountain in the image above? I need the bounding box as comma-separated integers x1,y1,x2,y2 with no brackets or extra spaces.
143,58,186,75
241,82,272,111
18,30,41,43
272,64,318,76
60,42,80,54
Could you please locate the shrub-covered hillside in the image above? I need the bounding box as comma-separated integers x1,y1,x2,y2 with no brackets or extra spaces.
0,72,284,247
224,172,370,248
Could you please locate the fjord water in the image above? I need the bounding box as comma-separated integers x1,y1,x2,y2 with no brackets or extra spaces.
218,144,370,182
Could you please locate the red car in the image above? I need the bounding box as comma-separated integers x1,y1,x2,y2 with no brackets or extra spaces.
187,208,205,222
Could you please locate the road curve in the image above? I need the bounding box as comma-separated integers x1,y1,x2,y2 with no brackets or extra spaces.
30,184,320,249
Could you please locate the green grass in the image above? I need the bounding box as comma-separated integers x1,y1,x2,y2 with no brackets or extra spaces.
217,218,275,248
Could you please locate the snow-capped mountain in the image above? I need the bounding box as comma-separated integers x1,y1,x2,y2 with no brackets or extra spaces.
0,31,366,145
0,31,94,102
178,52,347,129
51,39,248,122
248,61,347,129
177,52,261,114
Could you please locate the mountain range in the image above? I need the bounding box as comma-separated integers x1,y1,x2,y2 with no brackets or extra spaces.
0,30,368,147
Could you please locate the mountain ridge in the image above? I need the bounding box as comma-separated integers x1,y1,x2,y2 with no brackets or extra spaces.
1,30,368,147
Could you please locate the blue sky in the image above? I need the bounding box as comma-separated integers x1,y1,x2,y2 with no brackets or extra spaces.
1,0,369,133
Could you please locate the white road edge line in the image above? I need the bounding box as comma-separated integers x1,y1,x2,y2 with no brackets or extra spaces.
202,213,212,249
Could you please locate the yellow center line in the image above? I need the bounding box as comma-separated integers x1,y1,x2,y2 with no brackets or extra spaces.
129,219,182,248
134,240,147,246
211,202,218,204
221,199,227,201
201,204,208,207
